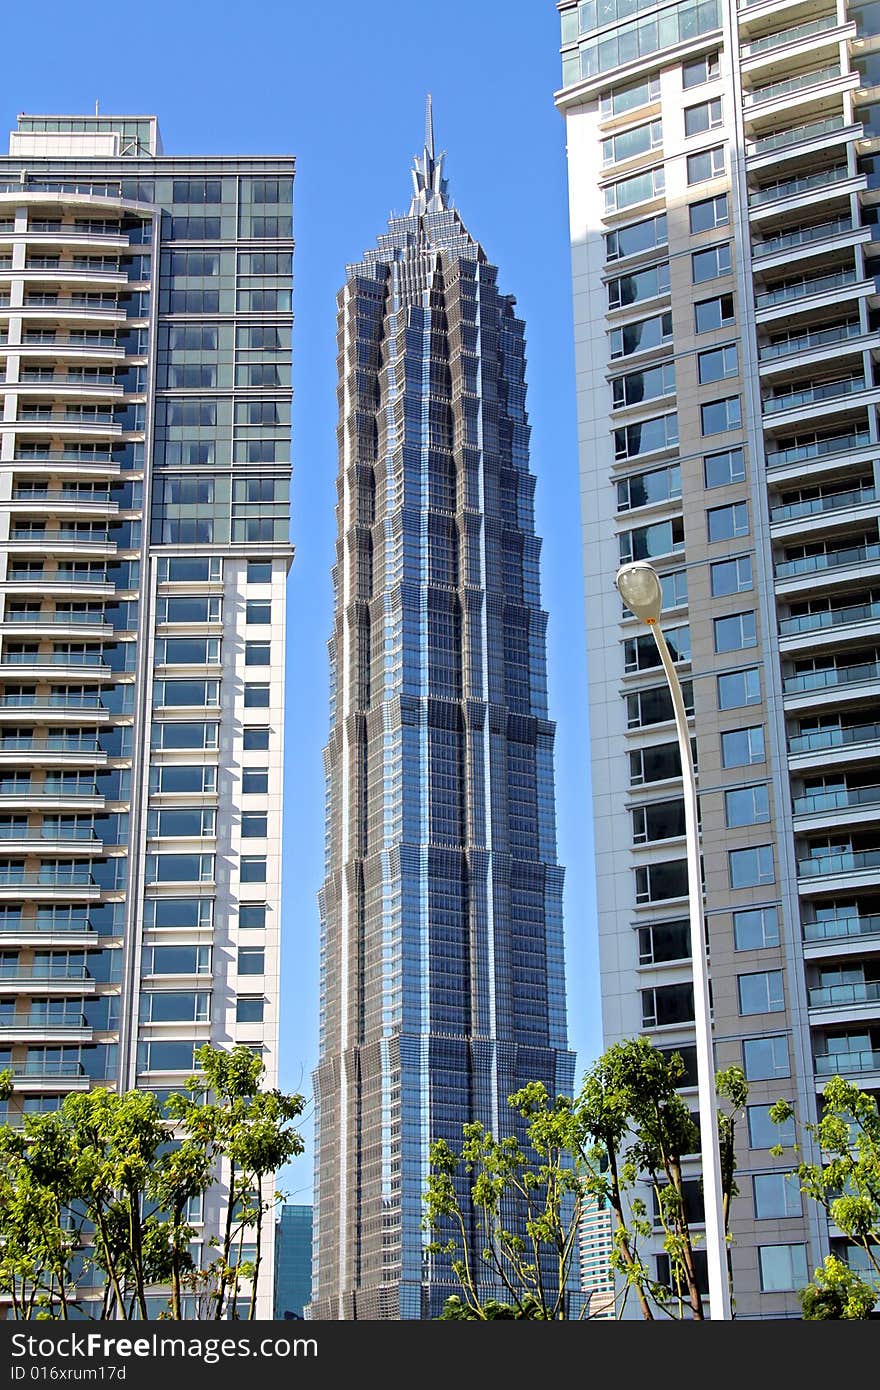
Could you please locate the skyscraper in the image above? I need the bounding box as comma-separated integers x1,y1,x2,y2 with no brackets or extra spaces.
0,114,293,1314
311,103,575,1320
274,1203,314,1319
555,0,880,1315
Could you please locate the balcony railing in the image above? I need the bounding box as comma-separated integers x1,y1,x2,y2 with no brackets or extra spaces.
749,164,850,206
2,612,107,627
0,695,105,710
763,374,865,412
770,485,877,523
0,650,107,666
9,1059,85,1077
808,981,880,1007
803,914,880,941
0,868,95,887
789,721,880,753
753,216,853,258
784,660,880,693
750,115,846,158
779,599,880,636
745,65,842,106
798,848,880,875
774,540,880,578
11,490,115,503
766,430,871,467
815,1049,880,1074
755,269,858,309
0,737,102,753
742,15,841,54
0,915,94,933
759,321,863,360
0,968,91,984
7,571,112,586
794,784,880,813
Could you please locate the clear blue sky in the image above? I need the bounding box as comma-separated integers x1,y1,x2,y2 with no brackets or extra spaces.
2,0,602,1200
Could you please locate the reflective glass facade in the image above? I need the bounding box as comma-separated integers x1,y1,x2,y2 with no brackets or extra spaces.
311,118,575,1320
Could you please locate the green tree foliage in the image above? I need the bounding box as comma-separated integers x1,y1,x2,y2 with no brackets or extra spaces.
0,1047,304,1320
769,1077,880,1319
425,1040,747,1321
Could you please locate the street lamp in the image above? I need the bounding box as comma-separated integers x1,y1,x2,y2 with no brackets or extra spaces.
615,560,732,1321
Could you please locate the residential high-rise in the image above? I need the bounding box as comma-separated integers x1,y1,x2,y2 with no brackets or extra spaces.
578,1192,615,1319
555,0,880,1315
311,104,576,1320
274,1203,313,1318
0,114,293,1315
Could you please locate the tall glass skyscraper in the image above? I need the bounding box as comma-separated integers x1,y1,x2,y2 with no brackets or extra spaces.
0,114,293,1316
311,104,576,1320
555,0,880,1317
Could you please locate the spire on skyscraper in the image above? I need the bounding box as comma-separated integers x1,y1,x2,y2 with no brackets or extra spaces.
410,93,448,216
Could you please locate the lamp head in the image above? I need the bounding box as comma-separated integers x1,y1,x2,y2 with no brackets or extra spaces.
616,561,663,624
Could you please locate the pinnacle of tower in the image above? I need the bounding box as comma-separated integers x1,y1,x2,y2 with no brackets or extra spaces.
409,93,448,216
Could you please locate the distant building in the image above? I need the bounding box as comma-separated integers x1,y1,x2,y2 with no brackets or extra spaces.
274,1204,313,1319
579,1192,615,1320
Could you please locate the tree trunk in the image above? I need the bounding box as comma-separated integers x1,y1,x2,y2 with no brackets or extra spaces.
605,1145,654,1319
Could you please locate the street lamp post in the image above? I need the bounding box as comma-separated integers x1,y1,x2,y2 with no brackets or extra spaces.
615,560,732,1321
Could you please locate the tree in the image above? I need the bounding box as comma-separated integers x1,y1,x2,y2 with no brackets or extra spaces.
769,1076,880,1319
0,1047,305,1320
424,1040,747,1321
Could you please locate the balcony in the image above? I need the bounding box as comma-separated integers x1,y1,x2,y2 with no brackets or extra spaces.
744,64,842,108
804,914,880,943
779,598,880,636
762,373,866,414
0,736,103,755
741,14,840,57
755,268,858,310
759,320,864,361
11,487,117,505
749,163,851,207
770,484,877,524
774,540,880,580
784,658,880,694
808,980,880,1007
749,115,847,160
788,721,880,755
752,216,855,259
798,848,880,876
814,1049,880,1075
8,1059,86,1078
766,429,872,469
793,784,880,815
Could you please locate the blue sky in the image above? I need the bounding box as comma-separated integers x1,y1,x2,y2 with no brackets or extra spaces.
2,0,602,1200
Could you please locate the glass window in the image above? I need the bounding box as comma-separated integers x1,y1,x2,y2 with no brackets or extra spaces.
243,684,270,708
237,948,265,975
244,642,271,666
641,981,694,1026
701,395,741,435
748,1103,795,1149
632,797,686,844
618,516,684,564
686,145,725,184
698,344,738,385
246,601,271,625
626,681,694,729
729,844,775,889
608,262,671,309
604,165,666,213
714,609,757,653
240,856,266,883
707,500,749,542
635,859,689,904
606,213,668,262
758,1245,808,1292
602,120,663,167
683,51,721,88
151,721,219,751
241,812,268,838
695,293,735,333
242,768,269,795
738,969,784,1014
239,903,266,929
722,725,765,768
599,74,662,118
617,463,680,511
625,625,690,672
247,561,272,585
684,97,722,136
236,996,264,1023
243,726,270,750
689,192,729,235
638,918,691,964
743,1036,790,1081
711,554,752,597
717,666,761,711
725,782,770,827
610,311,673,359
704,446,745,488
753,1174,801,1220
611,362,675,409
734,906,779,949
614,413,678,459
